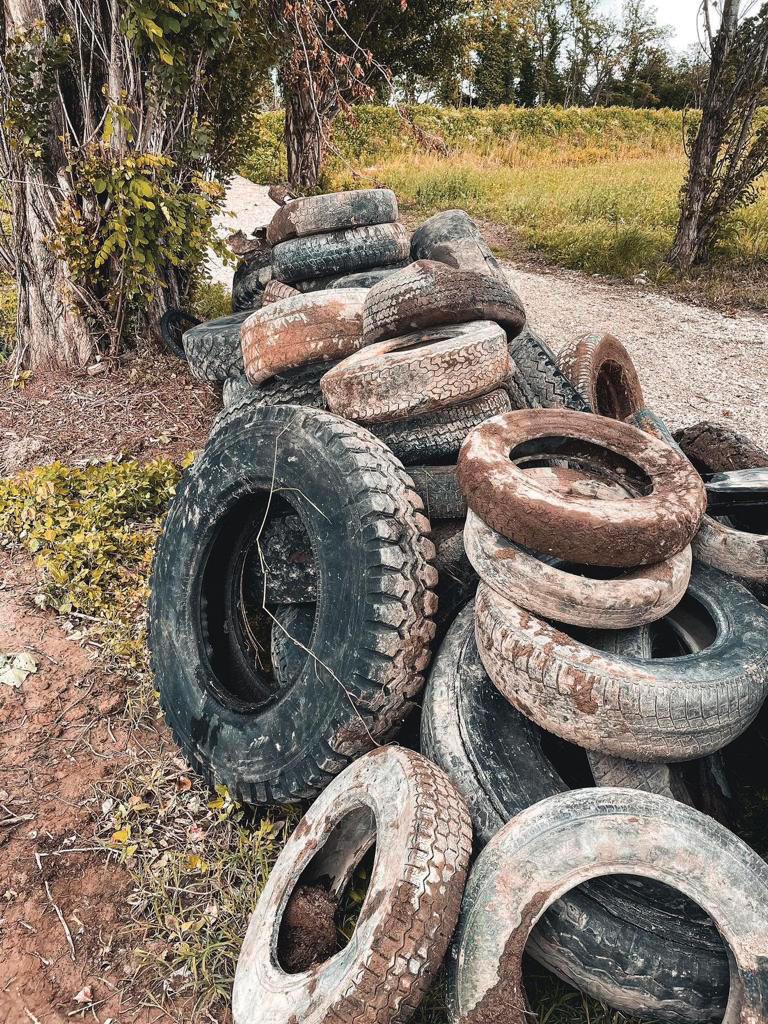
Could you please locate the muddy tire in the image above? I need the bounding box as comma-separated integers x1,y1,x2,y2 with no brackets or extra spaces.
262,280,299,305
447,788,768,1024
407,465,466,521
410,210,482,261
429,237,507,284
160,308,199,360
232,249,272,313
463,507,692,629
329,266,408,289
183,311,250,383
676,421,768,583
148,405,437,804
233,746,472,1024
363,260,526,345
266,188,398,245
558,332,644,419
272,222,410,285
457,409,707,567
241,289,366,385
322,321,509,424
508,327,591,411
369,389,511,465
420,605,730,1023
474,562,768,761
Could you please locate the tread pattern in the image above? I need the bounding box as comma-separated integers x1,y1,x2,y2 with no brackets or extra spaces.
509,326,591,411
218,361,330,417
266,188,398,244
370,389,511,465
183,310,250,382
148,406,438,804
272,222,410,285
406,465,466,520
321,322,509,424
261,279,299,305
362,260,525,345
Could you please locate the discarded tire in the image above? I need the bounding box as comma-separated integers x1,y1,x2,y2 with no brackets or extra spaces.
410,209,482,261
474,562,768,761
261,279,299,305
421,606,730,1022
232,248,272,313
463,505,692,628
149,404,437,804
272,222,410,285
159,308,200,360
183,310,250,383
406,465,466,521
429,237,507,284
362,260,526,345
267,188,398,244
322,322,510,424
457,409,707,566
233,746,472,1024
447,789,768,1024
558,332,644,419
508,326,591,411
219,360,329,416
241,289,366,385
369,390,511,465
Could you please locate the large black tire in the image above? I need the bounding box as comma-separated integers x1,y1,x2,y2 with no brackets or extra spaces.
406,465,466,521
272,223,410,285
368,388,511,464
232,249,272,313
509,326,591,411
421,605,730,1023
183,311,250,383
447,789,768,1024
410,210,482,261
218,361,330,418
149,405,437,804
160,308,200,360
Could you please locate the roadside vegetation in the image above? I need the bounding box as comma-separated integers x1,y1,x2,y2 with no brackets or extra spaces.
244,104,768,308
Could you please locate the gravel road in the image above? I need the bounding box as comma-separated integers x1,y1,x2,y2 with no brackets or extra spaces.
213,176,768,447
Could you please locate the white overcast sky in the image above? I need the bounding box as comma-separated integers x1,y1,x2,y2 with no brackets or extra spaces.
601,0,703,53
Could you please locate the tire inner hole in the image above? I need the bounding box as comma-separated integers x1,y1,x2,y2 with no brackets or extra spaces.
510,436,653,496
594,358,637,420
277,805,377,973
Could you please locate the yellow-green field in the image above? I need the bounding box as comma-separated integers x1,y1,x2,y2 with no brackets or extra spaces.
243,105,768,308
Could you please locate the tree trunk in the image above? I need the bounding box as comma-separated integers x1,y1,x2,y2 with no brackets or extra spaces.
283,85,325,189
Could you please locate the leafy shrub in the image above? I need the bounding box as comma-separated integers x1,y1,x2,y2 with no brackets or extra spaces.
0,274,16,359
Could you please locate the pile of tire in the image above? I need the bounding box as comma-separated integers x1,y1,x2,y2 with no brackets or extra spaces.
147,190,768,1024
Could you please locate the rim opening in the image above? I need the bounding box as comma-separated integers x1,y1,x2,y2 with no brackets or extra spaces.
594,358,638,420
510,436,653,496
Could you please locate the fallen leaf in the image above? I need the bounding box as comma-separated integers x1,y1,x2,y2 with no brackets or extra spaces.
73,986,93,1004
0,652,39,688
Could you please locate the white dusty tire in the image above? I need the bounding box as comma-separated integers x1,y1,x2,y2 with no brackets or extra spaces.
473,562,768,762
446,788,768,1024
463,507,692,629
233,745,472,1024
557,332,644,420
242,290,367,386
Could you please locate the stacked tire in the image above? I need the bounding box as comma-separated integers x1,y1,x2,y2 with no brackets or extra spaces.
147,191,768,1024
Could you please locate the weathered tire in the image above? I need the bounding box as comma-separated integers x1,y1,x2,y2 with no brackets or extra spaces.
420,606,730,1023
457,409,707,567
446,788,768,1024
464,506,692,629
232,248,272,313
508,326,591,411
294,262,410,293
233,746,472,1024
218,362,330,421
429,237,507,284
677,421,768,583
410,210,482,261
363,260,525,345
431,524,477,640
241,289,366,385
474,562,768,762
272,222,410,285
160,308,199,360
183,311,250,383
558,332,644,419
322,321,510,424
262,279,299,305
630,405,681,447
369,389,511,465
148,405,437,804
266,188,398,245
407,465,466,521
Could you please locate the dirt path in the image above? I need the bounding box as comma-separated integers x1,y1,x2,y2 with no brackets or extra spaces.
214,176,768,448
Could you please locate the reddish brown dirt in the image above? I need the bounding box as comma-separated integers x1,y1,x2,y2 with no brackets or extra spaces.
0,552,169,1024
276,884,339,973
0,353,220,475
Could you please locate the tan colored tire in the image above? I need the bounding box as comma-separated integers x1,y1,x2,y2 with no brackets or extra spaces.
463,507,692,629
262,279,300,305
321,321,510,424
233,746,472,1024
242,289,367,386
362,260,526,345
266,188,398,244
558,332,644,420
457,409,707,567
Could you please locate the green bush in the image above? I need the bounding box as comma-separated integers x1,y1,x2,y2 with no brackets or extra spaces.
0,274,16,360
